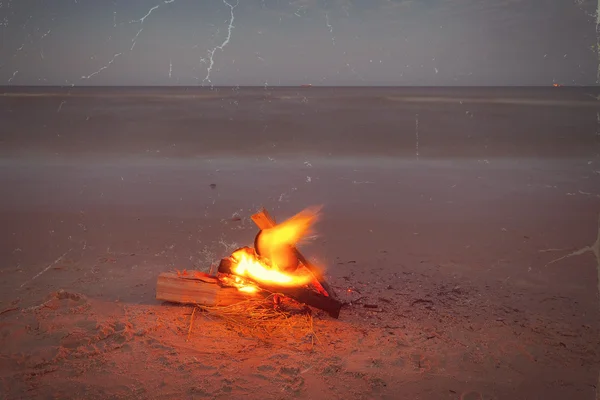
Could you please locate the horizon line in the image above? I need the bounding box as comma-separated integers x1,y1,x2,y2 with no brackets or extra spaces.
1,84,598,89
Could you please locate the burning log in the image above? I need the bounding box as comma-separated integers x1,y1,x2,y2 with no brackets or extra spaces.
217,257,342,318
251,208,338,300
155,206,343,319
156,270,259,306
156,268,342,318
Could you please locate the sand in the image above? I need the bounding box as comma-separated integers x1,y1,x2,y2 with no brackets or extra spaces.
1,87,599,399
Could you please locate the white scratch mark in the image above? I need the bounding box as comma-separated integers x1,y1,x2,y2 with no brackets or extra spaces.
415,114,419,160
325,12,335,45
130,3,165,50
169,59,173,78
57,101,66,112
345,62,365,81
20,250,70,288
81,53,122,79
597,0,600,83
579,189,600,198
539,248,571,253
7,70,18,83
542,213,600,305
203,0,239,85
82,0,174,79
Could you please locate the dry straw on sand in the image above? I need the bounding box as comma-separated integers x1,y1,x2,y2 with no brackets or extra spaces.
186,294,319,345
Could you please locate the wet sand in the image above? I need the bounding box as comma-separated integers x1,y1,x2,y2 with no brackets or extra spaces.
1,87,600,399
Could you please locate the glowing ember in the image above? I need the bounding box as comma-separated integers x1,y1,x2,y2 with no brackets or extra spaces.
237,284,259,294
218,273,260,293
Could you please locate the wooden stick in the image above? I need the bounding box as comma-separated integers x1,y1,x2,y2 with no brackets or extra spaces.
251,208,338,299
156,271,259,306
250,208,277,231
186,306,197,342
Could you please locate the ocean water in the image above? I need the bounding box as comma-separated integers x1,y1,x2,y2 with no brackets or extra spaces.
1,86,599,160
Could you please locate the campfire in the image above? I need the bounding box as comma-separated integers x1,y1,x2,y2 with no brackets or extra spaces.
155,207,343,320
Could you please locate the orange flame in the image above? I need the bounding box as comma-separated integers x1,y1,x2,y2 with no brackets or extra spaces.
228,206,322,289
255,206,321,272
231,250,314,287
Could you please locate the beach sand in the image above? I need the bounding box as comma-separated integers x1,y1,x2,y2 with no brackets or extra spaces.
1,87,599,399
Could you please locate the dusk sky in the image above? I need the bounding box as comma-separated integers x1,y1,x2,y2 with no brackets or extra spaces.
0,0,598,86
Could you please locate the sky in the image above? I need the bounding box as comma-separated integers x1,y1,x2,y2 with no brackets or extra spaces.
0,0,598,86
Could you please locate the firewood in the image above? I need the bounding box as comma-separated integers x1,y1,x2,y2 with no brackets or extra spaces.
218,258,343,318
250,208,277,231
156,271,259,306
251,208,338,299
